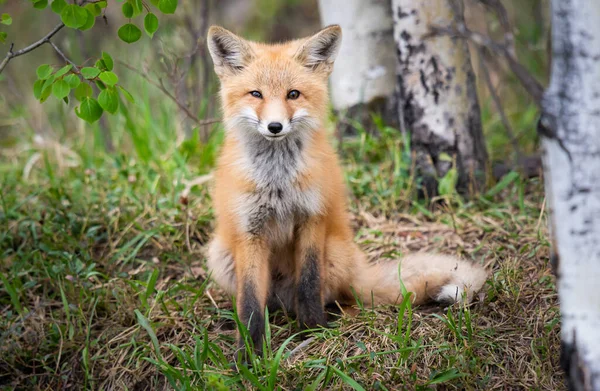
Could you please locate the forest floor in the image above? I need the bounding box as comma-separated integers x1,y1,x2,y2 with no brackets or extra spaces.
0,127,563,390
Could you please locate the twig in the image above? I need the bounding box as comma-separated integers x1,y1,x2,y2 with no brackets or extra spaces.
0,23,66,74
477,0,515,54
180,173,214,202
536,196,546,233
48,40,78,68
205,289,219,309
184,205,192,253
285,337,315,362
426,24,545,106
117,59,220,127
475,45,523,164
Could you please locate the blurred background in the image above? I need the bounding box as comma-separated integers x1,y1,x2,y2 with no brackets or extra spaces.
0,0,548,172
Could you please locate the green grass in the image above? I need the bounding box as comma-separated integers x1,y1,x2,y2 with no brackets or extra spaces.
0,95,562,389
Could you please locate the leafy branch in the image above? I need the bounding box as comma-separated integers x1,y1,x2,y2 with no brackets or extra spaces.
0,23,66,74
0,0,181,124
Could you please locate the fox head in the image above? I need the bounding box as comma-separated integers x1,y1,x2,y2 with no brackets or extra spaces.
207,25,342,142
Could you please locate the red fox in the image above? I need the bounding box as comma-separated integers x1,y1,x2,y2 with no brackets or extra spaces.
205,25,488,352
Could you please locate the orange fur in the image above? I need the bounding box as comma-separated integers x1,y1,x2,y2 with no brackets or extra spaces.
205,25,488,352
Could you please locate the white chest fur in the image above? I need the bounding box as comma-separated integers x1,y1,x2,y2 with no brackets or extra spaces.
233,135,322,245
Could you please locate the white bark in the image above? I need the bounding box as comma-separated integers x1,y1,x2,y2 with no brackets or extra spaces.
318,0,396,111
541,1,600,390
391,0,487,192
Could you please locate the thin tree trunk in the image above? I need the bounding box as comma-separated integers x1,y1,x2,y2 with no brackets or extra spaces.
318,0,398,135
392,0,488,196
540,1,600,390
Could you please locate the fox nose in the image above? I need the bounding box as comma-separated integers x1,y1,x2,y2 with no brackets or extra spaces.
267,122,283,134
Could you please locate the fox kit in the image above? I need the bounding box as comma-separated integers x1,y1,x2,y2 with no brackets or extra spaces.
206,25,488,352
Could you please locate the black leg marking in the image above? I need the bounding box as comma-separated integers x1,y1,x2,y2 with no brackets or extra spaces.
296,247,326,329
239,280,264,352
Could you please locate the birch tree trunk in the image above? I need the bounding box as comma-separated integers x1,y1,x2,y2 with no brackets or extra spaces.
541,1,600,389
318,0,398,133
391,0,488,195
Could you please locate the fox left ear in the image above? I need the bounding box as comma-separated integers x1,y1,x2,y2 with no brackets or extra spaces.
207,26,255,77
295,25,342,73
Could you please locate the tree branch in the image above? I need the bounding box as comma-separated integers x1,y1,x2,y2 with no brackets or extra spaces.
117,60,220,127
477,0,515,54
0,0,105,74
426,23,545,106
0,23,66,74
48,40,77,68
475,45,523,166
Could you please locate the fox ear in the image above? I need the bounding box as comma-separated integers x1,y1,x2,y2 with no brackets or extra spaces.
207,26,254,76
295,25,342,73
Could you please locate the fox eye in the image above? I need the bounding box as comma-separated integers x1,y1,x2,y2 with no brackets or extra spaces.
250,91,263,99
287,90,300,100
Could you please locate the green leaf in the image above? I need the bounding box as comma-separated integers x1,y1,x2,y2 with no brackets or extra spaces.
53,64,72,78
0,32,6,44
438,167,458,197
40,83,53,102
52,79,70,99
122,2,133,18
36,64,53,80
98,87,119,114
84,3,101,17
95,59,107,71
0,273,23,315
118,86,135,103
64,74,81,88
101,52,114,71
134,310,161,357
329,366,366,391
144,13,158,38
133,0,143,14
438,152,453,162
33,79,44,99
99,71,118,86
61,4,88,28
485,171,520,198
74,82,92,101
79,9,95,31
158,0,177,14
33,0,48,10
1,13,12,25
76,97,103,123
41,74,56,94
81,67,100,79
118,23,142,43
95,80,106,90
97,1,108,8
51,0,67,14
427,369,466,385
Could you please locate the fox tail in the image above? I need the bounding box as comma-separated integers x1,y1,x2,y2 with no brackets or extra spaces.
352,253,488,306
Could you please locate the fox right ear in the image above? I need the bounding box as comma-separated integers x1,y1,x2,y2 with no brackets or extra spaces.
295,25,342,73
207,26,254,77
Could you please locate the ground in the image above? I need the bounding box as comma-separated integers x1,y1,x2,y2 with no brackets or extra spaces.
0,126,562,390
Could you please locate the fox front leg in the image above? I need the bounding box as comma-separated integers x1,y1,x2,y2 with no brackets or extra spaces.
295,218,327,329
235,238,270,356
